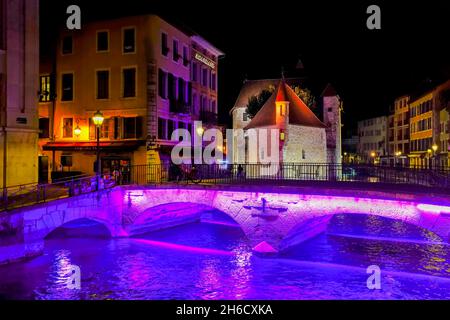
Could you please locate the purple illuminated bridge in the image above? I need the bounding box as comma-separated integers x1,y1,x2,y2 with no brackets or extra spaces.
2,183,450,263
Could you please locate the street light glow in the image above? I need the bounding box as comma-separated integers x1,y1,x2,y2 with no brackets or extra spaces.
93,110,104,127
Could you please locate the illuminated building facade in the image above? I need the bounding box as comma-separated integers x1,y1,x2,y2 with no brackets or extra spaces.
408,92,434,168
387,95,410,166
0,0,40,187
357,116,388,164
38,15,223,180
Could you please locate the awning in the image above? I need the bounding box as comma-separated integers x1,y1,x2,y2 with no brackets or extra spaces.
42,140,145,152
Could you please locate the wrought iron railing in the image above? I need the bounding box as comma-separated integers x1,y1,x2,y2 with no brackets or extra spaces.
1,163,450,212
126,163,450,192
0,174,117,212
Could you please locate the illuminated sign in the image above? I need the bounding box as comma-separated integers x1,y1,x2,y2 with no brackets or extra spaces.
194,52,215,69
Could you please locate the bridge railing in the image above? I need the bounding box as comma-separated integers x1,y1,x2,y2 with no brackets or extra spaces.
0,174,118,212
126,163,450,192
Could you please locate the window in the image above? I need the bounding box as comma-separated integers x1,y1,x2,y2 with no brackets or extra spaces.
211,100,217,114
243,112,248,122
39,75,51,102
61,73,73,101
158,118,167,140
60,154,73,167
123,28,135,53
62,118,73,138
122,68,136,98
302,150,306,159
178,78,185,103
183,46,189,66
210,72,216,91
168,73,176,100
100,118,110,138
97,31,109,52
158,69,167,99
173,39,179,62
168,120,175,137
192,62,198,82
123,117,142,139
62,36,73,54
96,70,109,99
201,68,208,87
192,93,198,113
161,32,169,56
39,118,50,138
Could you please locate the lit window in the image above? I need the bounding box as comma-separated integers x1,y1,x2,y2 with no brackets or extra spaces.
39,75,51,102
63,118,73,138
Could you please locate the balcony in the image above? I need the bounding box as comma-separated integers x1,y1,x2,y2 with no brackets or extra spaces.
200,110,218,125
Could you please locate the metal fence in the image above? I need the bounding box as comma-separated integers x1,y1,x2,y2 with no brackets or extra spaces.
127,163,450,192
0,174,117,212
1,163,450,212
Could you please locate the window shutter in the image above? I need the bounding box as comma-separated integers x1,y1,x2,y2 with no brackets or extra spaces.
89,119,96,140
188,82,192,105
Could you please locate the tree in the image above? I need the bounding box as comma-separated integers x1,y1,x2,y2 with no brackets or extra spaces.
245,89,274,119
245,85,317,119
292,86,316,110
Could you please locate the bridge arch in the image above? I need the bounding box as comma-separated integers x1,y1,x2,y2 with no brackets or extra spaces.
44,217,113,239
279,211,446,251
125,201,251,239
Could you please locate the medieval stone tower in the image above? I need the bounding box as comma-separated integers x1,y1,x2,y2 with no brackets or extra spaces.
321,84,342,164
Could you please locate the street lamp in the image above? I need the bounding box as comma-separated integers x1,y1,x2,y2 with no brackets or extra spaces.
93,110,104,190
432,144,438,169
74,126,81,137
370,151,376,165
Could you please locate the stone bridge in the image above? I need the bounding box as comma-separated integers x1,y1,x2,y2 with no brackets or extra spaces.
2,184,450,263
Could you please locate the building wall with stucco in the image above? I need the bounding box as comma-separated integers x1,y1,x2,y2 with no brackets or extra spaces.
0,0,40,187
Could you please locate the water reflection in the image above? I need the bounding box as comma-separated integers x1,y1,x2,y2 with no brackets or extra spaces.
0,212,450,300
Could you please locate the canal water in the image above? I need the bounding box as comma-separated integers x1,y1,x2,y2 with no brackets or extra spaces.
0,211,449,300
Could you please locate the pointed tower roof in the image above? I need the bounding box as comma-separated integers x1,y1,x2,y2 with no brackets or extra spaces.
245,80,327,129
275,80,289,102
320,83,338,97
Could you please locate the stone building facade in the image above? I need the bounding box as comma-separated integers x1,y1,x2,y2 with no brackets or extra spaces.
231,79,341,165
38,15,223,180
0,0,40,187
357,116,388,164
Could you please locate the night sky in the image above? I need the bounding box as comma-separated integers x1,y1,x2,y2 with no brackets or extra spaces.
40,0,450,136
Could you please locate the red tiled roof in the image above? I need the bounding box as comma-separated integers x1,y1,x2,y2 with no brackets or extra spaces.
275,82,289,102
245,80,327,129
229,78,305,115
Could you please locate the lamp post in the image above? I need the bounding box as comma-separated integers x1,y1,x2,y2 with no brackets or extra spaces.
396,151,403,167
432,144,438,169
93,110,104,190
370,151,376,165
